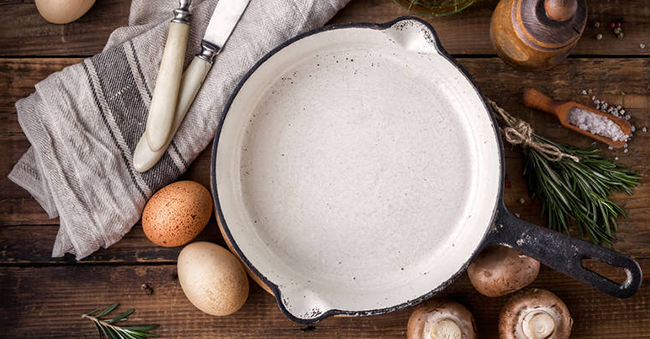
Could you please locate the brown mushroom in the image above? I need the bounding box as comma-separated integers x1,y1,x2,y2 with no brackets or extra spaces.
467,245,540,297
407,299,477,339
499,288,573,339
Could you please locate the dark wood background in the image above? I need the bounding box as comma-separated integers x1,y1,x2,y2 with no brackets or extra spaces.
1,0,649,338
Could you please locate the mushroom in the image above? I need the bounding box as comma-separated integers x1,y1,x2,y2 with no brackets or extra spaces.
407,299,477,339
499,288,573,339
467,245,540,297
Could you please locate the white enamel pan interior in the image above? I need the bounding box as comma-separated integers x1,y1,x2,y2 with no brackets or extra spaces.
211,17,642,323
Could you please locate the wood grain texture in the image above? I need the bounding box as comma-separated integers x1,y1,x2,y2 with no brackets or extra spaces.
1,0,650,56
2,57,648,255
332,0,650,56
0,223,225,264
1,263,649,338
0,0,130,56
2,3,650,336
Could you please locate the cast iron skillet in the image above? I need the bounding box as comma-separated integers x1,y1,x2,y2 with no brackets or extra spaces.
210,17,642,324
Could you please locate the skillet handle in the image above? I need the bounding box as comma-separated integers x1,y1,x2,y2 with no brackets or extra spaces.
486,208,642,298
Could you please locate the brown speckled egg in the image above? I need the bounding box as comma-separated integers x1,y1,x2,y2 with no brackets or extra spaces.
142,181,212,247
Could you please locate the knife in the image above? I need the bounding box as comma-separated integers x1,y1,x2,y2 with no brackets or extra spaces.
133,0,251,173
143,0,192,152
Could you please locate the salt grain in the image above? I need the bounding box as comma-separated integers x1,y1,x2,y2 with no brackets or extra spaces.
641,43,646,49
624,149,629,153
615,157,619,160
643,127,648,133
631,126,636,132
608,145,614,150
567,107,629,142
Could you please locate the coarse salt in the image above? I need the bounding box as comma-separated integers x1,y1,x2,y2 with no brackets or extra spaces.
567,107,629,142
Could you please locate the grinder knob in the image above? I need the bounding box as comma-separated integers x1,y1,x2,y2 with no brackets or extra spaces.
545,0,578,21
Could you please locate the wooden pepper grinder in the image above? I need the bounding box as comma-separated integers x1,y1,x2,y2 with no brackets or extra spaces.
490,0,587,70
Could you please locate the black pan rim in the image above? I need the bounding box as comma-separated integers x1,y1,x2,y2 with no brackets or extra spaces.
210,16,506,324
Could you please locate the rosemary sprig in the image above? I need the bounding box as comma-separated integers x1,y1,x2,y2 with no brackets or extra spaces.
523,135,640,245
82,303,159,339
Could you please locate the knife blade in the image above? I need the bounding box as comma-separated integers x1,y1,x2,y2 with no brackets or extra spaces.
134,0,251,172
203,0,251,54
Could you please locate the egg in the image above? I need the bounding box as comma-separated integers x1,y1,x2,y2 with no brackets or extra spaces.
142,180,212,247
35,0,96,24
177,242,249,316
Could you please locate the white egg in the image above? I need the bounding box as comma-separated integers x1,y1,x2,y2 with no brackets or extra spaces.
35,0,96,24
177,242,249,316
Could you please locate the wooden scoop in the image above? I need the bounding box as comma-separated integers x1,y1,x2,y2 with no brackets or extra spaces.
523,88,631,148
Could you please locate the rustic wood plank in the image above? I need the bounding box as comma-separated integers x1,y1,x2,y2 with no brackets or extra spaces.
1,262,648,338
3,142,647,262
2,58,648,260
0,58,82,119
336,0,650,56
1,0,650,56
0,222,226,264
0,1,130,56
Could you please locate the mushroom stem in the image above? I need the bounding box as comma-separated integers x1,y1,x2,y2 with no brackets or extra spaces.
522,311,556,339
431,319,462,339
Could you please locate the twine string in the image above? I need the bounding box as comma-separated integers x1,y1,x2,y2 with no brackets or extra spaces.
489,100,580,163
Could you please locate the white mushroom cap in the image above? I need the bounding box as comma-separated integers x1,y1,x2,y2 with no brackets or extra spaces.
499,288,573,339
467,245,540,297
407,299,477,339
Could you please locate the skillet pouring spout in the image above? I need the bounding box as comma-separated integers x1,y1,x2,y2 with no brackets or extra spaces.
487,205,642,299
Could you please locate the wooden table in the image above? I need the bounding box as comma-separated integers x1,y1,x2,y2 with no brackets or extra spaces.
1,1,649,337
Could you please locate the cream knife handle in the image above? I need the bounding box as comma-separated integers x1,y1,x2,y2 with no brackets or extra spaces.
145,21,190,152
134,56,212,172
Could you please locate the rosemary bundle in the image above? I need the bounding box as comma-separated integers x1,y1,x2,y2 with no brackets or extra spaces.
490,101,640,245
82,303,159,339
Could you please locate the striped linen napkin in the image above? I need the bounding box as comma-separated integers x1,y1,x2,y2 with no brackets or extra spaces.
9,0,350,259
